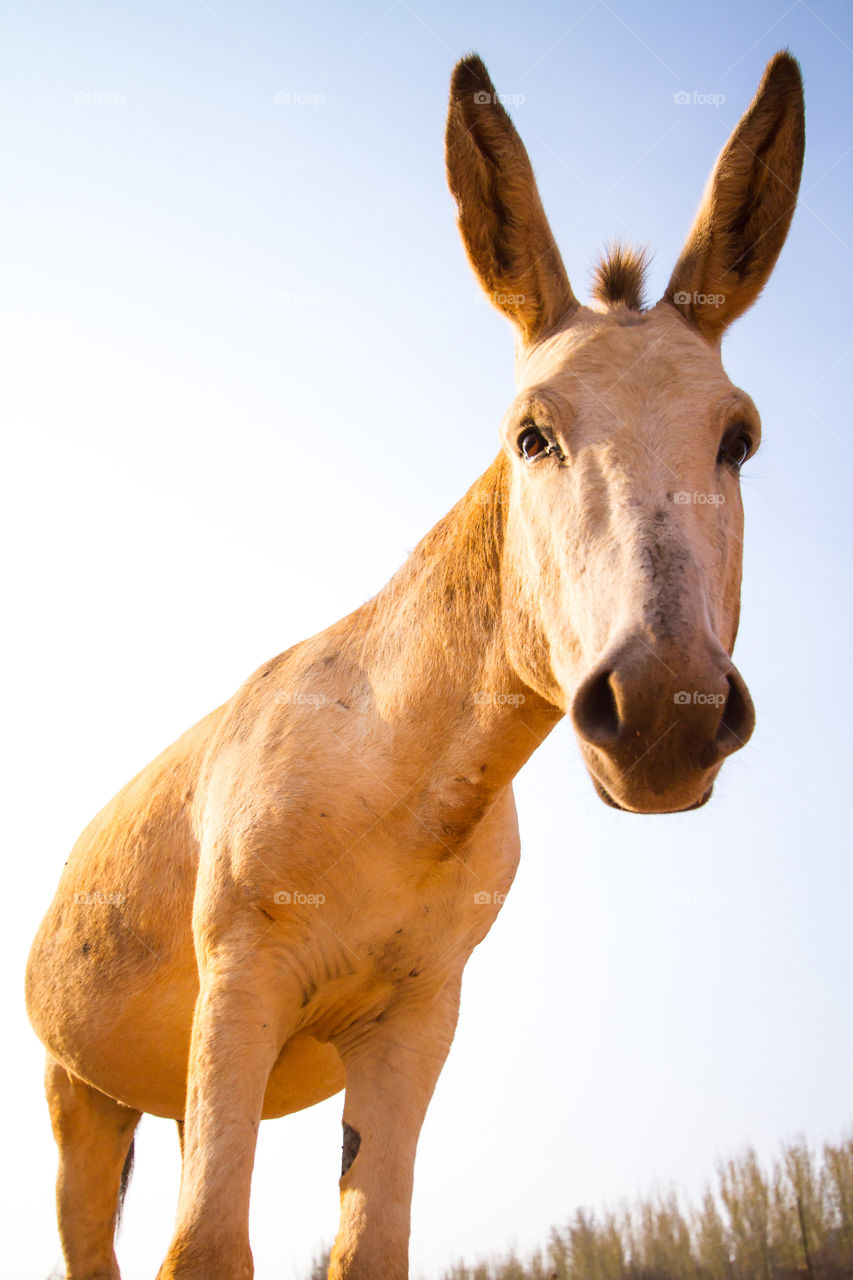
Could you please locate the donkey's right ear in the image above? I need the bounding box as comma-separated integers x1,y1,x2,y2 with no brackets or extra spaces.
665,52,805,343
445,55,577,345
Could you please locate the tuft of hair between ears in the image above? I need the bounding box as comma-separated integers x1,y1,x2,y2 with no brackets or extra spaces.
591,242,651,311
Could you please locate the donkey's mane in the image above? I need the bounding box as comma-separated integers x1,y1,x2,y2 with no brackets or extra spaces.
591,242,650,311
361,452,509,661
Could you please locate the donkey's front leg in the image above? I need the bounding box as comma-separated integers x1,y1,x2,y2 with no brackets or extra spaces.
329,977,462,1280
157,928,295,1280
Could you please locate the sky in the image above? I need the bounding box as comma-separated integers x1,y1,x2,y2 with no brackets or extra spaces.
2,1,852,1277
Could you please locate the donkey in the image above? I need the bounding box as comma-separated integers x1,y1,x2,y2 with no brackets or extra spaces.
26,49,804,1280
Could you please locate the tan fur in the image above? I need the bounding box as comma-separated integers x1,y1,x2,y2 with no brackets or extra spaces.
26,50,803,1280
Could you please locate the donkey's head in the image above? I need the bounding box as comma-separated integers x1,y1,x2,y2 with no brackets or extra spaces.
446,53,804,814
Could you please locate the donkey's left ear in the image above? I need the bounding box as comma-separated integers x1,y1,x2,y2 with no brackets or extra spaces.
665,51,804,343
445,54,577,344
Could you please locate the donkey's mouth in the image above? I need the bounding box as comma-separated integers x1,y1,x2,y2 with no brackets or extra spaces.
590,773,714,814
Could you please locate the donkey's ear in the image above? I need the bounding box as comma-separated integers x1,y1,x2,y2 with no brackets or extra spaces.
665,51,804,343
445,55,577,344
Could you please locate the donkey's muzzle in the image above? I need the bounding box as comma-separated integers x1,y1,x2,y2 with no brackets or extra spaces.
571,636,755,813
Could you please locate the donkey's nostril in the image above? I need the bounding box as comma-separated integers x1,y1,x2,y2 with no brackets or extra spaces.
572,669,621,746
715,669,756,756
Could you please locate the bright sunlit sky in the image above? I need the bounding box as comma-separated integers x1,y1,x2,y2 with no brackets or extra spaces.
3,2,852,1277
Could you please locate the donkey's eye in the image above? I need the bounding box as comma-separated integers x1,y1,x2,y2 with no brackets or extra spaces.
518,426,549,462
717,428,753,470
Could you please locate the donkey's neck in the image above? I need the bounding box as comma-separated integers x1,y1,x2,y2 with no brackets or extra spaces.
342,453,561,788
361,454,509,698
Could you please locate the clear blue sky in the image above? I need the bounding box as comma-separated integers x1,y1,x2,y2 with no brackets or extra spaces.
3,2,852,1277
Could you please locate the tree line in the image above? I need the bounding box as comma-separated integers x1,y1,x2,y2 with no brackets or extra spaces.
305,1130,853,1279
438,1132,853,1280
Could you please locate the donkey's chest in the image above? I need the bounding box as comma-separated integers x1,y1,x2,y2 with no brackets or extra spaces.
403,773,496,849
285,785,520,1041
